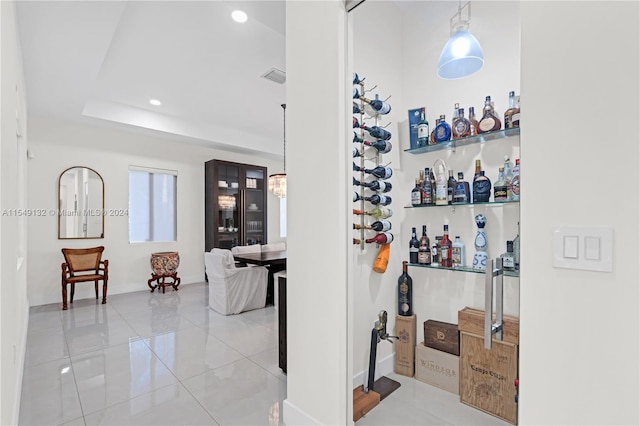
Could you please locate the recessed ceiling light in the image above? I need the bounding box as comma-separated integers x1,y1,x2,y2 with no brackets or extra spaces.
149,99,162,106
231,10,247,23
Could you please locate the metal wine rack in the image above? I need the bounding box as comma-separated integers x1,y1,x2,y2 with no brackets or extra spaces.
352,73,392,253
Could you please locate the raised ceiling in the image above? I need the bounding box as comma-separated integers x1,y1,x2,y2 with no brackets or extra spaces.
15,1,286,157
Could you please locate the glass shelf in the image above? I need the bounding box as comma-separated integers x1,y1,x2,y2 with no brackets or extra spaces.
408,262,519,278
404,128,520,155
405,200,519,209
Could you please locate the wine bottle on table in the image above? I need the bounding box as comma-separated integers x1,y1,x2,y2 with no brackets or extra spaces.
397,261,413,315
409,227,420,264
363,139,392,154
366,232,394,244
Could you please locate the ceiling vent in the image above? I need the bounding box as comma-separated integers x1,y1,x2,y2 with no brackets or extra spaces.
261,68,286,84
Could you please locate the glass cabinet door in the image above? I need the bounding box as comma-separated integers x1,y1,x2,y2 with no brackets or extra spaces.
216,163,240,249
243,166,265,245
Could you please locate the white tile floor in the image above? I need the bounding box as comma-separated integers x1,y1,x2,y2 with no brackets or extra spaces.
19,282,509,426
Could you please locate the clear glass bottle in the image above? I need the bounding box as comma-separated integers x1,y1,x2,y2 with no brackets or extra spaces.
468,106,479,136
433,159,448,206
493,166,508,201
504,91,520,129
434,114,451,142
478,95,502,133
452,236,466,267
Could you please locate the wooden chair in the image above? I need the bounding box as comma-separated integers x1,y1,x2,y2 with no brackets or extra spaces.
61,246,109,310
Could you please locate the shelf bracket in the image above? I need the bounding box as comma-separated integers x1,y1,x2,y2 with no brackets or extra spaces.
484,257,504,349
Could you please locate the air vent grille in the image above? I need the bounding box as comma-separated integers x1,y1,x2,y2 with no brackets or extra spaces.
261,68,286,84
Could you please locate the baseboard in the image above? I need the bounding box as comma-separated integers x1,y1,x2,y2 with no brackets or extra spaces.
283,399,322,425
352,352,395,390
13,301,29,425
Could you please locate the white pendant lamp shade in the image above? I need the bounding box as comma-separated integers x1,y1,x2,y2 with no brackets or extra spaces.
437,30,484,79
437,1,484,80
268,103,287,198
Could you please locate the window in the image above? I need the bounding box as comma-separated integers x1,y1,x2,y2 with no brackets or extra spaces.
129,166,177,242
280,197,287,238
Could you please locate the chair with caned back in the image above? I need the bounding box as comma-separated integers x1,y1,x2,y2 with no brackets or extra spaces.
61,246,109,310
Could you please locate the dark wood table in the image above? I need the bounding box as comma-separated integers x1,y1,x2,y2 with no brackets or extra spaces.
233,250,286,306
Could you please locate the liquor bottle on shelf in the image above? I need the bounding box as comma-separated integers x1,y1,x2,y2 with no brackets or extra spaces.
468,106,479,136
418,225,431,265
504,90,520,129
493,167,508,201
421,167,433,205
366,232,394,244
510,159,520,201
472,214,489,270
433,158,448,206
503,156,513,200
434,114,451,142
452,236,466,267
501,240,515,271
453,107,471,139
453,171,471,204
353,131,363,143
360,94,392,115
447,169,456,205
472,159,492,203
478,95,502,133
373,243,391,274
429,118,438,145
353,163,393,179
363,139,392,154
513,222,520,270
440,224,453,268
409,227,420,264
451,103,460,131
361,125,392,141
397,261,413,316
417,109,430,147
411,178,422,206
431,238,440,266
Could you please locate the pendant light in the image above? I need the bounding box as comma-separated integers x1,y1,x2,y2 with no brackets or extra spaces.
268,103,287,198
437,1,484,80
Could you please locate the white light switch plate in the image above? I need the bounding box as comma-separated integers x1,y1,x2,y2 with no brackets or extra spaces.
553,226,613,272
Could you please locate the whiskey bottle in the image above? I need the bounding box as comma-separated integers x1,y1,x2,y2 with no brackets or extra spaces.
434,114,451,143
420,168,433,205
452,236,466,267
417,109,430,147
453,172,471,204
418,225,431,265
411,178,422,206
440,225,453,268
468,106,479,136
493,167,508,201
433,159,448,206
453,108,471,139
478,96,502,133
472,159,492,203
504,91,520,129
447,169,456,205
451,103,460,133
409,227,420,264
397,261,413,316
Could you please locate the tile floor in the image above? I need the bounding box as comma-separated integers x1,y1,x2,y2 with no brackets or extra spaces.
19,282,508,426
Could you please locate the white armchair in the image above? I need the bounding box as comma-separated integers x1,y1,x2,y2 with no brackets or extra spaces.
204,249,268,315
261,242,286,252
231,244,261,267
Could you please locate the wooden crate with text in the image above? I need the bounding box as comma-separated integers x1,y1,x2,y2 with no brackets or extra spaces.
394,315,416,377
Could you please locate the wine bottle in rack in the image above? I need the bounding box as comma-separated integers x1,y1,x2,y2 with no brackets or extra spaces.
353,207,393,219
353,163,393,179
360,125,392,141
353,220,391,232
363,139,392,154
353,72,364,85
353,132,363,143
360,95,391,115
353,103,363,114
352,147,362,158
353,117,360,128
367,194,392,206
353,177,392,193
365,232,394,244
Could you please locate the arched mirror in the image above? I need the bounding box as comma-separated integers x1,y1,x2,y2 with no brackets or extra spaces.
58,166,104,239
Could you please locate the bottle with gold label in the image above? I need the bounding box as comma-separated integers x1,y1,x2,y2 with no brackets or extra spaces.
478,96,502,133
504,91,520,128
453,107,471,139
468,106,479,136
434,114,451,143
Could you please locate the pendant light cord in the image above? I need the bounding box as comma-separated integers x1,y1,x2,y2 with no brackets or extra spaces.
281,103,286,173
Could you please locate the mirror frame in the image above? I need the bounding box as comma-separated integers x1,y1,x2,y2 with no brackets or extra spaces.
58,166,105,239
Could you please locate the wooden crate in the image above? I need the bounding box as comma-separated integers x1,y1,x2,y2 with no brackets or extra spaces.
424,320,460,356
459,332,518,424
415,343,459,395
394,315,416,377
458,307,520,345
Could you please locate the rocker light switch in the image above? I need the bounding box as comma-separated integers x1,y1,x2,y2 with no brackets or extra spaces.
553,226,613,272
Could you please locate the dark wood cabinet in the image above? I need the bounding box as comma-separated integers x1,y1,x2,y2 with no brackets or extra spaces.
205,160,267,251
278,274,287,373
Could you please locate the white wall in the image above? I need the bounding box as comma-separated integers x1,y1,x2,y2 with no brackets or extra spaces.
351,0,521,383
519,2,639,424
0,1,29,424
26,116,283,307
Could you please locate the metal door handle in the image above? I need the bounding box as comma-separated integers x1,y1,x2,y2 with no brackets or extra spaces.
484,257,504,349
